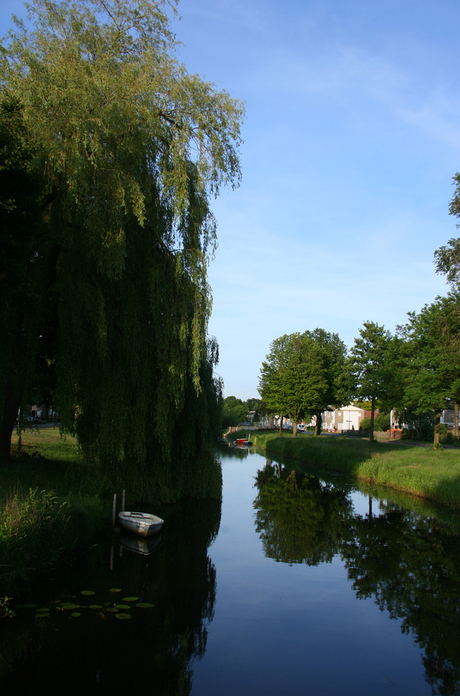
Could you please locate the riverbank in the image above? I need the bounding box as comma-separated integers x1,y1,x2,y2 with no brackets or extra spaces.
1,427,221,596
228,430,460,509
0,428,108,596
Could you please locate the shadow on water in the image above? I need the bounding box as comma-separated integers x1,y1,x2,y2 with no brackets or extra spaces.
253,460,460,696
0,497,222,696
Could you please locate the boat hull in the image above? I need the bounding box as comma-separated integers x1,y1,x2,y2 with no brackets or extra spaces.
118,511,164,537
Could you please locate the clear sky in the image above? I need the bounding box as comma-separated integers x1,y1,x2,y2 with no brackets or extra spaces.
2,0,458,401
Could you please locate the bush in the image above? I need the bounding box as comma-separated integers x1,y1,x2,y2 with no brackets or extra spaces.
360,413,391,432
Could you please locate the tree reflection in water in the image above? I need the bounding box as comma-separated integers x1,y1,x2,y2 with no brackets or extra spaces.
253,461,460,696
254,461,353,565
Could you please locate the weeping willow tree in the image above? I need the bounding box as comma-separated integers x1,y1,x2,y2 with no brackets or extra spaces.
0,0,243,499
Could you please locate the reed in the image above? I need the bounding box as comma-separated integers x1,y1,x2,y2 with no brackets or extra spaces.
0,486,106,595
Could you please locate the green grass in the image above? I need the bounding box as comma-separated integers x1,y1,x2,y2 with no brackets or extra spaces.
0,428,108,595
1,427,82,502
232,430,460,509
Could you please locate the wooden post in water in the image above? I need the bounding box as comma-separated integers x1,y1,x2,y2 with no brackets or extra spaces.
122,489,125,512
112,493,117,530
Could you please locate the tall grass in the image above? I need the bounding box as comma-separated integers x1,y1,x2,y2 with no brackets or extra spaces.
0,486,106,595
0,429,108,595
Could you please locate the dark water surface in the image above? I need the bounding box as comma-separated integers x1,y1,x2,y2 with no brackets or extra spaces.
2,444,460,695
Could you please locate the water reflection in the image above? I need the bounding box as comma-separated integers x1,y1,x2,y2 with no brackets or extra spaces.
253,459,460,696
254,462,353,565
4,446,460,696
117,531,162,555
1,497,221,696
344,504,460,696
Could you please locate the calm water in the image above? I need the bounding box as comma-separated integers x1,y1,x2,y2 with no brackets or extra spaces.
2,444,460,695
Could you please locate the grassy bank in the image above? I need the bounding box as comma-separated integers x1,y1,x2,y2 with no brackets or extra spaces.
230,430,460,509
0,428,108,596
1,427,221,596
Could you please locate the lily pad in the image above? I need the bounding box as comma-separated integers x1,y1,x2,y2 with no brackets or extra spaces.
122,597,139,602
70,612,81,617
61,603,78,610
114,604,131,610
106,608,119,613
89,605,103,610
81,590,96,596
136,603,154,609
114,613,131,620
109,588,122,593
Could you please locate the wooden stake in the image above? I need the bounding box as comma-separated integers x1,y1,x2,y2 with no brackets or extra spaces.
122,489,125,512
112,493,117,530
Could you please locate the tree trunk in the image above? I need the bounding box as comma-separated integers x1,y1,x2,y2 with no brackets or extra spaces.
292,420,297,437
278,414,283,436
0,366,23,462
315,411,322,436
369,397,375,443
433,408,441,446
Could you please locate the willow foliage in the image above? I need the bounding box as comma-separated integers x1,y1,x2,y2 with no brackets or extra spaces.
0,0,243,499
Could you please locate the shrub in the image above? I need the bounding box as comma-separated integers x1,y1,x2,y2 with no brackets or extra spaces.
360,413,391,432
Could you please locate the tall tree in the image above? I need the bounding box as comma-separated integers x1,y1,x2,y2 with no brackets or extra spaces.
302,328,349,435
434,171,460,288
347,321,392,442
434,237,460,287
258,333,329,437
221,396,246,429
398,294,460,446
258,334,291,434
434,216,460,436
0,97,46,461
0,0,244,500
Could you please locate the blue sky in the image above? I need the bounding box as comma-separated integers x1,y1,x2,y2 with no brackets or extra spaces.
169,0,458,400
2,0,458,400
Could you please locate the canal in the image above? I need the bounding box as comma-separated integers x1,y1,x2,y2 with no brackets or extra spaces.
2,443,460,695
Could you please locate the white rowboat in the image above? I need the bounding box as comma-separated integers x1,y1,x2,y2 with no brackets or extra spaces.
118,511,164,537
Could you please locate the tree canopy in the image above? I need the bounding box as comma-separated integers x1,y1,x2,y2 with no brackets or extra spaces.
258,329,348,436
258,332,329,436
302,328,349,435
397,293,460,444
0,0,245,500
347,321,394,442
221,395,261,430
